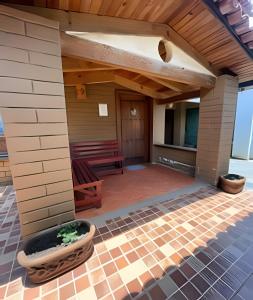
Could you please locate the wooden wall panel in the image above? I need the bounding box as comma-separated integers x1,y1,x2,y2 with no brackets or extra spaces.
65,84,119,142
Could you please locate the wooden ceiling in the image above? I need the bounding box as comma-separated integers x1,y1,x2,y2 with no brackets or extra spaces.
62,56,199,102
3,0,253,84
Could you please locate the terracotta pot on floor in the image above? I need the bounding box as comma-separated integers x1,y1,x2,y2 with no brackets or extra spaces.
17,219,95,284
218,174,246,194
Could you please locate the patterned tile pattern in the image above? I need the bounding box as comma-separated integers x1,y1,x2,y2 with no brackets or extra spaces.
0,185,253,299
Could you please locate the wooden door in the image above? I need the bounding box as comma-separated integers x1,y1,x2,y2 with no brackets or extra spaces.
118,93,149,165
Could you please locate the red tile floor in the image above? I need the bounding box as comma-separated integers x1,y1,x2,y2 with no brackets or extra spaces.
77,164,195,219
1,183,253,299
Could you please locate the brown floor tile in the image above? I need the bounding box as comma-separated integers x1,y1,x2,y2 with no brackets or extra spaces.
148,285,167,300
23,287,40,300
170,270,187,288
150,264,164,279
180,262,196,279
59,282,75,300
58,271,73,286
190,274,210,294
113,286,131,300
127,278,142,296
41,290,58,300
181,282,201,300
139,271,155,288
143,254,157,268
99,252,111,265
72,264,86,279
115,256,128,270
75,275,89,293
94,279,110,299
110,247,122,259
41,279,57,295
107,273,123,291
126,250,139,263
90,268,106,285
120,242,132,253
103,261,117,277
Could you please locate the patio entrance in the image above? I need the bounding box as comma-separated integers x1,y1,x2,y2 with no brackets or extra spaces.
117,92,150,165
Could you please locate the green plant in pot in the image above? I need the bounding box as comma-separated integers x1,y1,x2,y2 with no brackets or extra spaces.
218,173,245,194
57,224,80,245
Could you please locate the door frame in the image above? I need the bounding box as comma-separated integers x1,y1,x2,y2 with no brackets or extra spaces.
115,90,152,163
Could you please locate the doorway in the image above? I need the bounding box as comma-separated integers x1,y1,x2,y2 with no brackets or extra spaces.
117,91,150,165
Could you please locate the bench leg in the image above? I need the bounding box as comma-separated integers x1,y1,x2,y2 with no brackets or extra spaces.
95,181,102,208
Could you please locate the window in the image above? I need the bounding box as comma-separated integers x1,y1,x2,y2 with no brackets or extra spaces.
0,115,3,137
163,100,199,149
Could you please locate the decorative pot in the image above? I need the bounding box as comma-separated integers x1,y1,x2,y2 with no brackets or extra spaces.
17,219,95,284
219,174,246,194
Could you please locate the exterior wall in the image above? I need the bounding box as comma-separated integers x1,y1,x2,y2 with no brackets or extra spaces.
153,101,165,144
0,157,12,185
232,89,253,160
0,5,75,237
65,84,117,142
196,75,238,185
153,145,196,166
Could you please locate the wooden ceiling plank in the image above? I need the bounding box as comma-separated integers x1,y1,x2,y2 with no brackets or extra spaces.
62,56,116,72
157,90,200,104
63,70,115,85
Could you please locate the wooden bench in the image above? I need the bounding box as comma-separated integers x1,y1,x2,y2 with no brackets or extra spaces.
70,140,124,176
72,159,102,211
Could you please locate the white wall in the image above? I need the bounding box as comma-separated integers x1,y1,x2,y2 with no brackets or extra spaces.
232,89,253,160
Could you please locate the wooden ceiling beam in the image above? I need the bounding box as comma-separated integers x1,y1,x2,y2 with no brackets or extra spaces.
7,4,218,76
61,32,215,88
145,75,194,92
114,74,179,99
63,70,115,86
157,91,200,104
62,56,116,72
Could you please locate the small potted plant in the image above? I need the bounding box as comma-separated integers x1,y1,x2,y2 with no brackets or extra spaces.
218,173,246,194
17,219,95,283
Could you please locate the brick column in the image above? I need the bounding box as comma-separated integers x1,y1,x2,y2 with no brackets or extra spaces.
196,75,238,185
0,5,75,236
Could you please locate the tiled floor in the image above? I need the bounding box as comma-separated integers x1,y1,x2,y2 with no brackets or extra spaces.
1,185,253,299
77,164,195,219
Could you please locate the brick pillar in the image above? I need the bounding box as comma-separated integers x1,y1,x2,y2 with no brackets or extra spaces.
196,75,238,185
0,5,75,236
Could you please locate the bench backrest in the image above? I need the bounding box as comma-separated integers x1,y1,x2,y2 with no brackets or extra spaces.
70,140,121,160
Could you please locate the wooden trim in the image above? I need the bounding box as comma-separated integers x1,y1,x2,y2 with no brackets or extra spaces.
63,71,115,85
61,32,216,88
157,91,200,104
114,74,178,99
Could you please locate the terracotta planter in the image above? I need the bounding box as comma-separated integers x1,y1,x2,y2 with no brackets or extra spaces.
219,174,246,194
17,219,95,284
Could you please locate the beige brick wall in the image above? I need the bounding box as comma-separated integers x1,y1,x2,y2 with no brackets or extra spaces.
196,75,238,185
0,5,75,236
0,157,12,185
